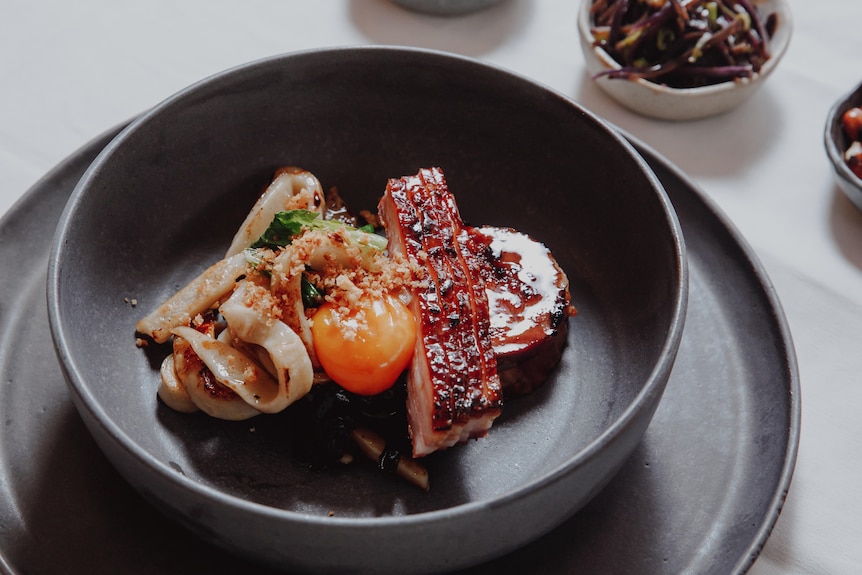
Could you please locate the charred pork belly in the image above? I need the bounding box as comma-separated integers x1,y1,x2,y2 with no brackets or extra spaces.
464,226,576,397
379,168,503,458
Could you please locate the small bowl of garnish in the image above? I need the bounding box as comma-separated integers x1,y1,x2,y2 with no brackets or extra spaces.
578,0,793,120
825,80,862,210
47,46,687,574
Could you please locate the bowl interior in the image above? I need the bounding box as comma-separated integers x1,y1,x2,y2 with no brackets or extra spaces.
50,47,684,519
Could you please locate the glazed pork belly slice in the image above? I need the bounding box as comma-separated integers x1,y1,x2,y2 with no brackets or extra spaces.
463,226,576,397
379,167,503,458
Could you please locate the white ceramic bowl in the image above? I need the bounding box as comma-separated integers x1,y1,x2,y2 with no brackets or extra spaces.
578,0,793,121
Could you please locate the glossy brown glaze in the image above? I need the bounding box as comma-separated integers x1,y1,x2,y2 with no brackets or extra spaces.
379,167,502,457
467,225,576,396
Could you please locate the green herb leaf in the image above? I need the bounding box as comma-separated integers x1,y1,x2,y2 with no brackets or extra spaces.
251,209,388,251
243,248,270,277
251,210,321,249
301,275,324,308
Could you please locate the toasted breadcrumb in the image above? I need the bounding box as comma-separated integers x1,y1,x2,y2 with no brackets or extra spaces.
267,228,426,316
284,187,320,212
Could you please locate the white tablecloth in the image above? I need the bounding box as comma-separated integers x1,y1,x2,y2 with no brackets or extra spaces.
3,1,861,572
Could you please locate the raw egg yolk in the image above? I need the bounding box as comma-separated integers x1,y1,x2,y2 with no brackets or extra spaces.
311,294,416,396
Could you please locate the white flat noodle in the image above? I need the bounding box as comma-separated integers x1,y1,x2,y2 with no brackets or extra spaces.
174,327,283,413
172,325,287,413
219,282,314,412
270,271,318,366
300,229,383,272
218,326,282,380
171,329,262,421
157,355,199,413
220,326,280,381
217,327,233,344
135,252,248,344
306,241,361,270
225,167,325,257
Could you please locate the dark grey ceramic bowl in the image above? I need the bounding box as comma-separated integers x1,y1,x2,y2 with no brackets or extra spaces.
48,46,687,574
825,80,862,211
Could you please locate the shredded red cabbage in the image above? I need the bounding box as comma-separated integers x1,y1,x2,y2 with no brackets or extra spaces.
589,0,778,88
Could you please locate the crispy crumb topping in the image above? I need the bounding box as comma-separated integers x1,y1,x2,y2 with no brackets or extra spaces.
245,228,426,323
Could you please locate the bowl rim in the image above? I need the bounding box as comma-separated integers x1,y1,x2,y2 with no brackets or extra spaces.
577,0,793,96
47,45,689,529
824,80,862,190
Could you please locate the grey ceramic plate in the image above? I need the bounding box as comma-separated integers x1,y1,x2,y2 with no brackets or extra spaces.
0,125,798,574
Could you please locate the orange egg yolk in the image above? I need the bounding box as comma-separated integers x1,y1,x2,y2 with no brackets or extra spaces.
311,294,416,396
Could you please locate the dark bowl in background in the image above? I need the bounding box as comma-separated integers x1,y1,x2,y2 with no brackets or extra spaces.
825,80,862,211
48,46,687,573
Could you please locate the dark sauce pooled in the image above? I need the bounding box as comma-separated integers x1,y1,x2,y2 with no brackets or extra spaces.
283,378,412,473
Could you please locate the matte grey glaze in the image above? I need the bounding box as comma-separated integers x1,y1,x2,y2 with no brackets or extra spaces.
1,123,797,574
824,80,862,211
46,47,688,573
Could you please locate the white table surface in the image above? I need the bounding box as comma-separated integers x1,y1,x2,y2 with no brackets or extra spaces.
2,1,861,573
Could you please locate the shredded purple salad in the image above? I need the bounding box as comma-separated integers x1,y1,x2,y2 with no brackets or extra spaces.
590,0,779,88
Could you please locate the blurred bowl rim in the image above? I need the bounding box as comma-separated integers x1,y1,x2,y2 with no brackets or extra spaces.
824,80,862,204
